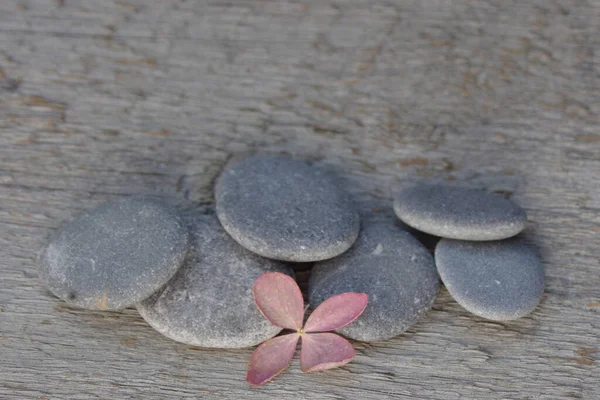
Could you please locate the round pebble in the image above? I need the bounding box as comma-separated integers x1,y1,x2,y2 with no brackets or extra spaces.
393,184,527,240
137,213,294,348
309,220,439,342
215,155,360,262
435,238,544,321
38,197,189,311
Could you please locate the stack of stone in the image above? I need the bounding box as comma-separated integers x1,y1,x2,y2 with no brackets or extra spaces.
393,184,544,322
39,155,544,348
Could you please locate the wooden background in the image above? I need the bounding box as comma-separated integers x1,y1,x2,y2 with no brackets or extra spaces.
1,1,599,399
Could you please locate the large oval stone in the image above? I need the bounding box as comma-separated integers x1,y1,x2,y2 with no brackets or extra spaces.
435,238,544,321
215,155,360,262
309,220,439,342
38,197,189,310
393,184,527,240
137,213,293,348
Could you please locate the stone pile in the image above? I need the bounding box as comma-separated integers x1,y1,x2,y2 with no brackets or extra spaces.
39,155,544,348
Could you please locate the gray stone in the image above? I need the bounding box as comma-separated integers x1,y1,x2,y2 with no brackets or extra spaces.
38,197,189,311
309,220,439,342
215,155,360,262
393,184,527,240
435,238,544,321
137,213,294,348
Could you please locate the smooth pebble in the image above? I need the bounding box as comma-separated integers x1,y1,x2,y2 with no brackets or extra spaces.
393,184,527,240
38,197,189,310
137,213,293,348
435,238,544,320
215,155,360,262
309,220,439,342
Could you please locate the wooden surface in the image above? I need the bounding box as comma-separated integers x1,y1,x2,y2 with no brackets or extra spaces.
1,1,599,399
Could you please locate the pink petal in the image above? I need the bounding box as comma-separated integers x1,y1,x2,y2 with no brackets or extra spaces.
253,272,305,330
299,333,356,373
304,292,368,333
247,333,300,386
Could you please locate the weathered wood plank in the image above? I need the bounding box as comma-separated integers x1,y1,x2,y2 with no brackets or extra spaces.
1,1,599,399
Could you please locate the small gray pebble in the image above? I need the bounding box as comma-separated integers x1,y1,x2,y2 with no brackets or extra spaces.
215,155,360,262
435,238,544,321
309,220,439,342
393,184,527,240
137,213,293,348
38,197,189,311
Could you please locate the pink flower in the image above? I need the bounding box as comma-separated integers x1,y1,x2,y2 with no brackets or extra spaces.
247,272,368,386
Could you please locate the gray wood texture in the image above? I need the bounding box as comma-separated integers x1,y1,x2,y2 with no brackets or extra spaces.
1,1,599,399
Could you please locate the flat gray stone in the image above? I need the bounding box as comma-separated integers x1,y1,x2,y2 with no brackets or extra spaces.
38,197,189,311
309,220,439,342
393,184,527,240
137,213,294,348
435,238,544,321
215,155,360,262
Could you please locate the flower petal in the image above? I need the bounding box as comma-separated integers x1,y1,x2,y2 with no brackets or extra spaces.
247,333,300,386
299,333,356,373
304,292,368,333
253,272,305,330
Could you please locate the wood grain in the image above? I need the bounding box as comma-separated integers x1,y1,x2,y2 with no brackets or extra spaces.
1,1,598,399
